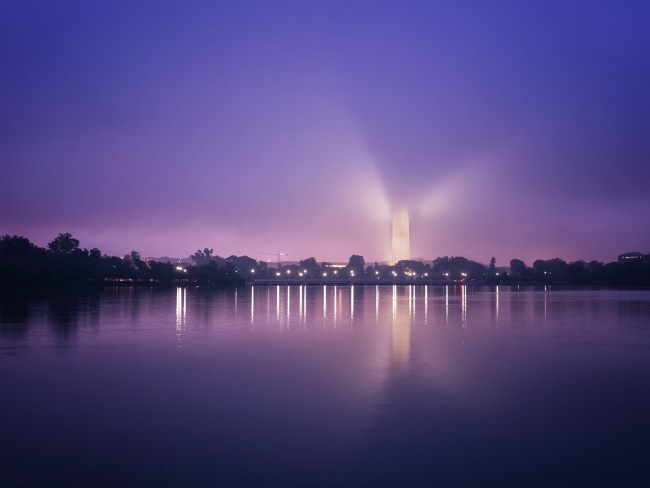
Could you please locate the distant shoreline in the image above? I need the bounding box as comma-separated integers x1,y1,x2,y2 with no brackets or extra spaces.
2,282,649,291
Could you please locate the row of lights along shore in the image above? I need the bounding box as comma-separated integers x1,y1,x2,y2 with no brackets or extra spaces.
249,270,473,279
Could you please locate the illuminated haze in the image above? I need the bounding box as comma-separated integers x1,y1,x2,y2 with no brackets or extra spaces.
2,1,649,265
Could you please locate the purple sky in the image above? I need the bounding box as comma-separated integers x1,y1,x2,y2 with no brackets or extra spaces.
2,1,649,265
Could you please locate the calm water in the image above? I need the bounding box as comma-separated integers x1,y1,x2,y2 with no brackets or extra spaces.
2,285,650,487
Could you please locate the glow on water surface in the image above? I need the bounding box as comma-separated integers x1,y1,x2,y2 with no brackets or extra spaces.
1,285,650,487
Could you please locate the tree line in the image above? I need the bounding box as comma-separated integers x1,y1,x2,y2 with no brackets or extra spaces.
252,254,650,286
1,233,648,285
0,234,242,285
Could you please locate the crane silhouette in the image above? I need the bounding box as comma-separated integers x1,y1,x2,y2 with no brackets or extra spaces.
255,252,288,265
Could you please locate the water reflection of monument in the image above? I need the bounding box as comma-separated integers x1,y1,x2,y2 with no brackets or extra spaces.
391,285,411,372
244,285,516,379
247,285,419,372
185,285,554,342
247,284,556,338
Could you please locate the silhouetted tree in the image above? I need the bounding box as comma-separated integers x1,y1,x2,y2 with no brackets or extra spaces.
0,235,49,283
532,259,549,279
227,255,258,277
486,256,497,280
547,258,568,280
567,261,589,283
347,255,365,276
374,263,393,279
299,257,320,277
48,232,79,254
123,251,144,270
510,259,528,280
394,260,428,277
256,260,270,277
187,260,243,286
0,235,33,256
432,256,485,280
148,261,175,282
191,248,214,265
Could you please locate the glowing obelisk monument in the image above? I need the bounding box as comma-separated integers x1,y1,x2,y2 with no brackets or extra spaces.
392,207,410,264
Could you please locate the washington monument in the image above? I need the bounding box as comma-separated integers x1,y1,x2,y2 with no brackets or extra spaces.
392,208,410,264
